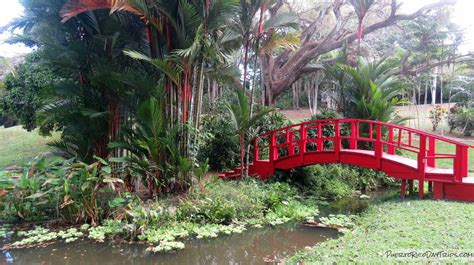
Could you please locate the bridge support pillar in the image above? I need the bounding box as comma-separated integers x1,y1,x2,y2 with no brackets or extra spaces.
432,182,444,200
400,179,407,198
418,180,424,199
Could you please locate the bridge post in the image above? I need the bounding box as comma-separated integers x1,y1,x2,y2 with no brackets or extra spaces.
270,132,277,163
427,137,436,168
299,124,306,165
287,129,295,156
375,123,382,170
388,127,395,154
454,145,468,182
417,135,427,199
400,179,407,198
317,122,323,151
253,137,259,161
350,121,357,149
334,120,341,162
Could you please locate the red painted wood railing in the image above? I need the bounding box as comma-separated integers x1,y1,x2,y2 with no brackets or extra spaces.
229,118,473,200
221,119,473,201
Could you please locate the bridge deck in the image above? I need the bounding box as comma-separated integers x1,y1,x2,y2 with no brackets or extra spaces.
220,119,474,202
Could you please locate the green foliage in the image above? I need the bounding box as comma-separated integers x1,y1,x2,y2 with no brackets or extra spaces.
13,227,84,246
446,104,474,136
9,221,124,248
0,157,122,224
340,59,410,123
174,178,317,226
88,220,125,241
5,0,158,163
199,101,289,171
2,178,318,252
319,214,356,229
198,103,240,170
110,95,194,194
276,164,392,200
1,53,56,131
429,105,447,131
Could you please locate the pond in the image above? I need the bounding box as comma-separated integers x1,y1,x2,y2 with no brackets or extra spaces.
1,189,397,265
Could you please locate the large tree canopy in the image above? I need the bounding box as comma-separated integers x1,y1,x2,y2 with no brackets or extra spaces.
256,0,463,105
1,53,56,131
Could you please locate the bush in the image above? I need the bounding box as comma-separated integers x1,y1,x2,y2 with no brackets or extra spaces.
198,104,240,171
199,103,289,171
429,105,447,132
0,157,122,224
274,164,392,200
447,106,459,133
175,178,305,225
446,105,474,136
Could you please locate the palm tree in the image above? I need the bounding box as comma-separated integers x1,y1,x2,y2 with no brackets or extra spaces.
341,58,410,123
5,0,156,161
109,91,191,195
225,88,271,178
0,57,16,77
349,0,374,52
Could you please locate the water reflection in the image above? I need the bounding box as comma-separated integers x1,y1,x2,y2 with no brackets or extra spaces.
2,224,337,265
1,190,397,265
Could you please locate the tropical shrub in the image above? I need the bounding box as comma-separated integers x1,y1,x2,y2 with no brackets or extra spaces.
1,52,56,131
340,59,410,123
175,178,310,225
0,157,122,224
274,164,392,200
110,95,195,196
447,106,459,133
225,89,273,177
198,102,240,171
429,105,447,132
199,100,289,171
447,106,474,136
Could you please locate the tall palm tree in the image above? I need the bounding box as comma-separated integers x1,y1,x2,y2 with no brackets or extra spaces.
349,0,374,51
5,0,156,161
225,88,271,178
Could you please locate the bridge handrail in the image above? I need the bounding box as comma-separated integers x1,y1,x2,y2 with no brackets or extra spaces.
253,118,471,182
257,118,472,148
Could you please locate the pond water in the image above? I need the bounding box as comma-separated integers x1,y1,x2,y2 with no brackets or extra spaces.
1,189,397,265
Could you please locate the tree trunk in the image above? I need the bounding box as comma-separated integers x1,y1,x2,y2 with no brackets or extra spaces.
424,78,428,105
431,73,437,106
440,74,443,105
239,134,245,178
195,59,205,130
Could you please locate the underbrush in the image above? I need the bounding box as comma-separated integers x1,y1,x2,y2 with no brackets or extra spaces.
274,164,395,200
1,178,318,253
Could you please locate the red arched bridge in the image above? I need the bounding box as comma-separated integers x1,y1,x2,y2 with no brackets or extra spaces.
219,119,474,202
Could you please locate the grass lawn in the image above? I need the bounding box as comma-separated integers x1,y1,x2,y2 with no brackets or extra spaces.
400,140,474,174
288,199,474,263
0,126,57,169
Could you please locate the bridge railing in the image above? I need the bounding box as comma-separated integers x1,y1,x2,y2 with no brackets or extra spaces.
253,119,471,181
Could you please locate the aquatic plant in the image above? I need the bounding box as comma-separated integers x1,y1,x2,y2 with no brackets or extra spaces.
149,240,185,253
139,224,192,243
88,220,125,242
319,214,356,229
0,224,12,238
12,226,84,247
